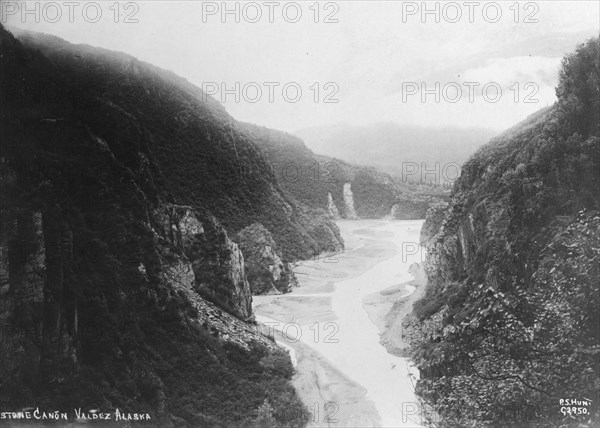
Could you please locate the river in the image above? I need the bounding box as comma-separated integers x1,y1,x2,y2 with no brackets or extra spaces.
254,219,426,427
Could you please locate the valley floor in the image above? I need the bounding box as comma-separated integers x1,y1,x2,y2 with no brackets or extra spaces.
363,265,427,356
253,220,427,427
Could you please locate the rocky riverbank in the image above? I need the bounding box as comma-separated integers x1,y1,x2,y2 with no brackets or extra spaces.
363,263,427,357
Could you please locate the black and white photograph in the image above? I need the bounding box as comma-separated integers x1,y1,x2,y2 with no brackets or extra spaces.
1,1,599,426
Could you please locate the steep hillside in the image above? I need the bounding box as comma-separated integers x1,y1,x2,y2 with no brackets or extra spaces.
419,202,449,248
9,27,343,263
242,123,449,223
410,36,600,426
0,25,310,427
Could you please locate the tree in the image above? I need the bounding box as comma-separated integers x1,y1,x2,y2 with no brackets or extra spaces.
253,399,277,428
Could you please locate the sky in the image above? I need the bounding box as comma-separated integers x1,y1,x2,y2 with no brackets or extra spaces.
4,1,600,133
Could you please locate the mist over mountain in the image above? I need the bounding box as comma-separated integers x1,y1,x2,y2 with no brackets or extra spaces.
241,123,450,223
296,124,496,183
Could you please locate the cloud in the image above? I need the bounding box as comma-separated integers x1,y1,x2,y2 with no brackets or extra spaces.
460,55,561,96
5,1,599,133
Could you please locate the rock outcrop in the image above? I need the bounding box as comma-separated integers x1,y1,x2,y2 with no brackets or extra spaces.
237,223,298,294
241,123,450,222
343,182,358,219
419,202,448,248
388,203,400,219
153,204,253,320
410,37,600,426
0,25,307,426
161,255,276,351
327,193,341,219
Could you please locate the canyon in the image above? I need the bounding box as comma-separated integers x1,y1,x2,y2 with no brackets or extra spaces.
1,19,597,428
254,220,426,427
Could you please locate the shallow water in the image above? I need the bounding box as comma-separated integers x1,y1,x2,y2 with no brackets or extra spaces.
254,220,425,427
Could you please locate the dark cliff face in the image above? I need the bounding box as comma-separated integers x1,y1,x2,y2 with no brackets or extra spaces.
419,202,448,248
237,223,298,295
8,27,343,264
0,25,308,426
153,204,253,321
412,37,600,425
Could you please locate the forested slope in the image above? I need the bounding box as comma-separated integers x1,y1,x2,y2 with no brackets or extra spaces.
0,25,316,427
242,123,449,221
411,36,600,426
9,27,343,263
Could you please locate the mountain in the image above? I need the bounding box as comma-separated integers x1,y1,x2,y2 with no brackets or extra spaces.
241,123,450,227
0,24,344,426
409,36,599,425
7,27,343,264
296,123,496,184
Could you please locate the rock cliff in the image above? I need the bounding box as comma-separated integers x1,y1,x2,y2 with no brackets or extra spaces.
9,26,343,266
237,223,298,295
343,183,358,219
153,204,253,320
0,24,308,426
419,202,448,248
327,193,341,219
411,37,600,425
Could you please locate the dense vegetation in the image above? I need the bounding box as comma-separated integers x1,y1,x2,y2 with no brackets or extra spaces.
9,28,343,263
1,25,309,426
410,36,600,426
242,123,449,221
